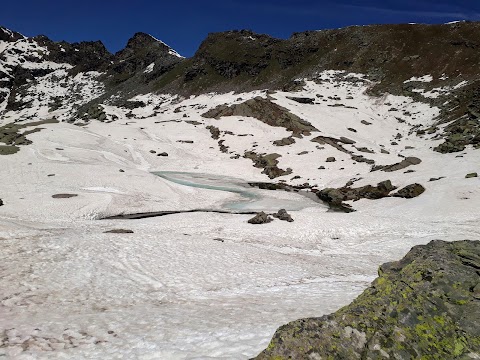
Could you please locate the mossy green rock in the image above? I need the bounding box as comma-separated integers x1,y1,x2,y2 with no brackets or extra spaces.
255,240,480,360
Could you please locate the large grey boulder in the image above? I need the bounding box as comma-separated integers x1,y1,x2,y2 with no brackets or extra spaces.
255,240,480,360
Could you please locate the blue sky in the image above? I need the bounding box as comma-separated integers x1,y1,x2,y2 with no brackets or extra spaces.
1,0,479,57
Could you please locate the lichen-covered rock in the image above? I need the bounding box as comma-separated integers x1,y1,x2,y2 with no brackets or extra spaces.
255,240,480,360
248,212,273,224
393,183,425,198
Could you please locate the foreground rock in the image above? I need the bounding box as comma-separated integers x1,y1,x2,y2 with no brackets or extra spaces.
248,212,273,224
255,240,480,360
272,209,294,222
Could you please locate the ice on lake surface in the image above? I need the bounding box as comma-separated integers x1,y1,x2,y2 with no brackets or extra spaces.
153,171,325,212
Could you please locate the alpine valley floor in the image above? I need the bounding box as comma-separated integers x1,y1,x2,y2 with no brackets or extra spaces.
1,71,480,359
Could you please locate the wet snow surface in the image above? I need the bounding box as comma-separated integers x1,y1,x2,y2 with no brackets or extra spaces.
1,70,480,359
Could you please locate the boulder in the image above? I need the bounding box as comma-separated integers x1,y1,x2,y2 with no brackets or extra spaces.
248,212,273,224
272,209,294,222
52,194,78,199
317,180,398,212
286,96,315,104
273,136,296,146
104,229,134,234
393,183,425,198
255,240,480,360
466,172,478,178
326,157,336,162
379,157,422,172
0,199,3,206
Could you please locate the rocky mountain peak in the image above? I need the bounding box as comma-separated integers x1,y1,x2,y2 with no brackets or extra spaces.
116,32,182,59
110,32,183,81
0,26,24,42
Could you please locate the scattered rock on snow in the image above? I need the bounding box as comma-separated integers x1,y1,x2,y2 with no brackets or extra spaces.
52,194,78,199
248,212,273,224
104,229,134,234
286,96,315,104
392,183,425,198
272,209,294,222
377,157,422,172
273,136,296,146
465,172,478,178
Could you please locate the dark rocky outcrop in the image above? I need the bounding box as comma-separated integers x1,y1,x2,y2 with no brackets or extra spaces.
317,180,398,212
34,36,113,74
206,125,221,140
272,209,294,222
111,32,182,83
0,198,3,206
434,85,480,153
255,240,480,360
466,172,478,178
376,157,422,172
244,151,292,179
311,136,353,154
0,120,58,153
392,183,426,198
286,96,315,104
248,212,273,224
202,97,317,137
0,26,24,42
273,136,296,146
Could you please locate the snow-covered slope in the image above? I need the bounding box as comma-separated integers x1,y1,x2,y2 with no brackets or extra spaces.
0,24,479,359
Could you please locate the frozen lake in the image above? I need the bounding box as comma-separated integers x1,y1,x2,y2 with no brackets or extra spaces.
153,171,325,212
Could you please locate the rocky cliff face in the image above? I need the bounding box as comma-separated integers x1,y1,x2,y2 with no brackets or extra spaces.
255,240,480,360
